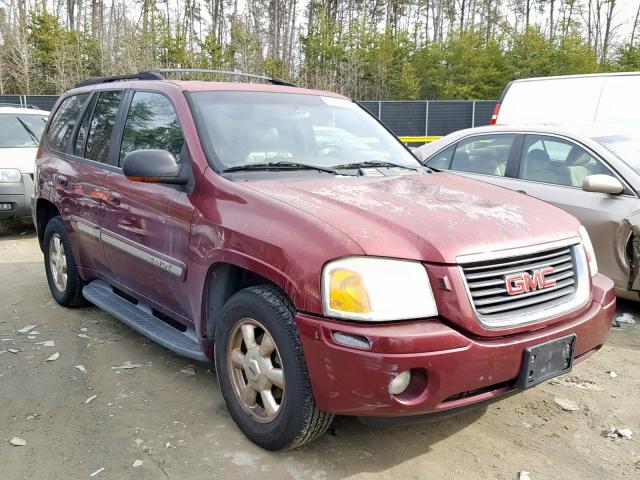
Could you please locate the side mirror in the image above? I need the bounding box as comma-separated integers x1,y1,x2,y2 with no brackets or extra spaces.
122,149,188,185
582,174,624,195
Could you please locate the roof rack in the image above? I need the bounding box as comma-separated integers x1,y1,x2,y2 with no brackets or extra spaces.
150,68,298,87
74,71,164,88
74,68,298,89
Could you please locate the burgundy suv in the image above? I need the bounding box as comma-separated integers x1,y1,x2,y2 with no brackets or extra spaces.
33,70,615,450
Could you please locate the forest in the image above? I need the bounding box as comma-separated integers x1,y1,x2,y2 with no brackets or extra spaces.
0,0,639,99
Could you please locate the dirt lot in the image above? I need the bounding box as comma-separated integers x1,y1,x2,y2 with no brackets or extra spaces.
1,225,639,480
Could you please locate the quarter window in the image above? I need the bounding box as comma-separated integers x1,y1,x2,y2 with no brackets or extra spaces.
450,134,515,177
85,90,124,164
46,94,89,152
119,92,184,164
520,135,613,187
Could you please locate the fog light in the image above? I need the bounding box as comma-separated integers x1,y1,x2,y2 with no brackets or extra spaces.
0,203,12,211
389,369,412,395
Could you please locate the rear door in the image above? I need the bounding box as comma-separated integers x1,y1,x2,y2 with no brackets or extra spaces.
485,134,639,290
99,90,195,321
43,92,112,274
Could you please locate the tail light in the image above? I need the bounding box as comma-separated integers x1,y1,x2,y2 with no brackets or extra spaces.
490,103,501,125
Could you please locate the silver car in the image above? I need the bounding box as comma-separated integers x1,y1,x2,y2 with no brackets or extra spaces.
416,124,640,301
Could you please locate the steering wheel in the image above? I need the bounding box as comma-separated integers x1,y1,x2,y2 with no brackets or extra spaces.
314,143,344,157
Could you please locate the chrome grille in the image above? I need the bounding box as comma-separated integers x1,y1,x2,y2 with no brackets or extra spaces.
460,244,585,327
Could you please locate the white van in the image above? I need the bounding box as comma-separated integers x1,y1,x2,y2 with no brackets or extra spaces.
492,72,640,126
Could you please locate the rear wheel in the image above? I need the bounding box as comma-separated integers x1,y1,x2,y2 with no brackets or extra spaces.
44,216,85,307
215,285,333,450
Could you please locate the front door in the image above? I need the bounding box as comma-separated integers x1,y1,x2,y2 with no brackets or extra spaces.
491,134,639,290
99,91,195,321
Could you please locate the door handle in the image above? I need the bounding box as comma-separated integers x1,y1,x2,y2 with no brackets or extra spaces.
53,174,68,187
516,189,528,195
107,191,122,205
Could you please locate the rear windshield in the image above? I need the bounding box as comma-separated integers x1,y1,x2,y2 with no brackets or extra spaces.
188,91,419,171
594,134,640,175
0,114,47,148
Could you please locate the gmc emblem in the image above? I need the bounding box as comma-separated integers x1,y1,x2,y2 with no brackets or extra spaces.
505,267,556,295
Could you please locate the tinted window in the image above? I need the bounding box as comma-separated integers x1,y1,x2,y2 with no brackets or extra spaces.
120,92,184,163
450,134,514,176
85,90,124,163
0,114,47,148
520,135,613,187
426,144,455,169
73,94,98,156
46,94,89,152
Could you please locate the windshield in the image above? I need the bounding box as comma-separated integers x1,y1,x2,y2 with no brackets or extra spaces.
0,114,47,148
188,91,420,171
594,134,640,175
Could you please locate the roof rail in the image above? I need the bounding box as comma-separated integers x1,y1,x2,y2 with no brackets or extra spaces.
149,68,298,87
74,71,164,88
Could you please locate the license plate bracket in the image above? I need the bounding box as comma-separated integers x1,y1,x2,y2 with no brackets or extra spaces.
516,334,576,389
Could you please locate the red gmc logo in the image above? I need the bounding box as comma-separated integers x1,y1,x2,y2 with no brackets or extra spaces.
505,267,556,295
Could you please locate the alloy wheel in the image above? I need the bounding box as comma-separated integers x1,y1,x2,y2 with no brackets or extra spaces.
227,318,285,423
49,233,67,292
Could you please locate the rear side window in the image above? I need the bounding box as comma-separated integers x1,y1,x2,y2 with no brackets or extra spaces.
119,92,184,164
85,90,124,163
450,134,515,177
46,94,89,152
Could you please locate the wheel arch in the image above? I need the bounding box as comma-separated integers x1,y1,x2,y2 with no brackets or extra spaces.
35,199,61,252
201,261,294,341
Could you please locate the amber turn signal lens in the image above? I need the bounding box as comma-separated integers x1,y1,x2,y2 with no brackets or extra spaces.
328,268,371,314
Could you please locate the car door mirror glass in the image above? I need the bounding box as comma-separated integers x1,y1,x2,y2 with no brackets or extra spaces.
582,174,624,194
122,149,188,185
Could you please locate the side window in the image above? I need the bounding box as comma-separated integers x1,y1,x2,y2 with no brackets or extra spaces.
85,90,124,164
73,94,98,156
46,94,89,152
119,92,184,164
450,134,515,177
520,135,613,187
426,144,455,169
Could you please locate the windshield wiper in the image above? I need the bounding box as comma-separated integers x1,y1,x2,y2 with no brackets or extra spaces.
222,161,341,175
332,160,419,171
16,117,39,143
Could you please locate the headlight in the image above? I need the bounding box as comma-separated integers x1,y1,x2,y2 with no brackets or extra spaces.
579,226,598,277
322,257,438,321
0,168,22,183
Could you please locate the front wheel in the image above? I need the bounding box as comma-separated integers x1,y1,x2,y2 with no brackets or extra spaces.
215,285,333,450
43,216,85,307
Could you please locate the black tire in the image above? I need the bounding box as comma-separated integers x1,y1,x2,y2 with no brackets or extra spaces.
43,216,85,307
215,285,333,450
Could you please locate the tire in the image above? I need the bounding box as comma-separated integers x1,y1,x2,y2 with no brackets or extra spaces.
215,285,333,450
43,216,85,307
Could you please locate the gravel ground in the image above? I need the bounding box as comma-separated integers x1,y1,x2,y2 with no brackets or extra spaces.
1,224,639,480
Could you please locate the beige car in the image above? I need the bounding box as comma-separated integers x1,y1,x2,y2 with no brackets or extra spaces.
417,124,640,301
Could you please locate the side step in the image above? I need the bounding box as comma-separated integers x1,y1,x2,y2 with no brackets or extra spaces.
83,280,208,363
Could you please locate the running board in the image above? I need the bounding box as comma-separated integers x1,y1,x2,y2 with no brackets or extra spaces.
82,280,208,363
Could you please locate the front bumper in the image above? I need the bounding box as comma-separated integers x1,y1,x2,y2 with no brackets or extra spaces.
0,173,33,220
296,273,615,418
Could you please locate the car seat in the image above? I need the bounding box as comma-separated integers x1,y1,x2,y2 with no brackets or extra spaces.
524,149,559,183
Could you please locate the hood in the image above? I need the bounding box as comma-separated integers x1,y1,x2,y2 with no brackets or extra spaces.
0,148,38,174
243,172,582,264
